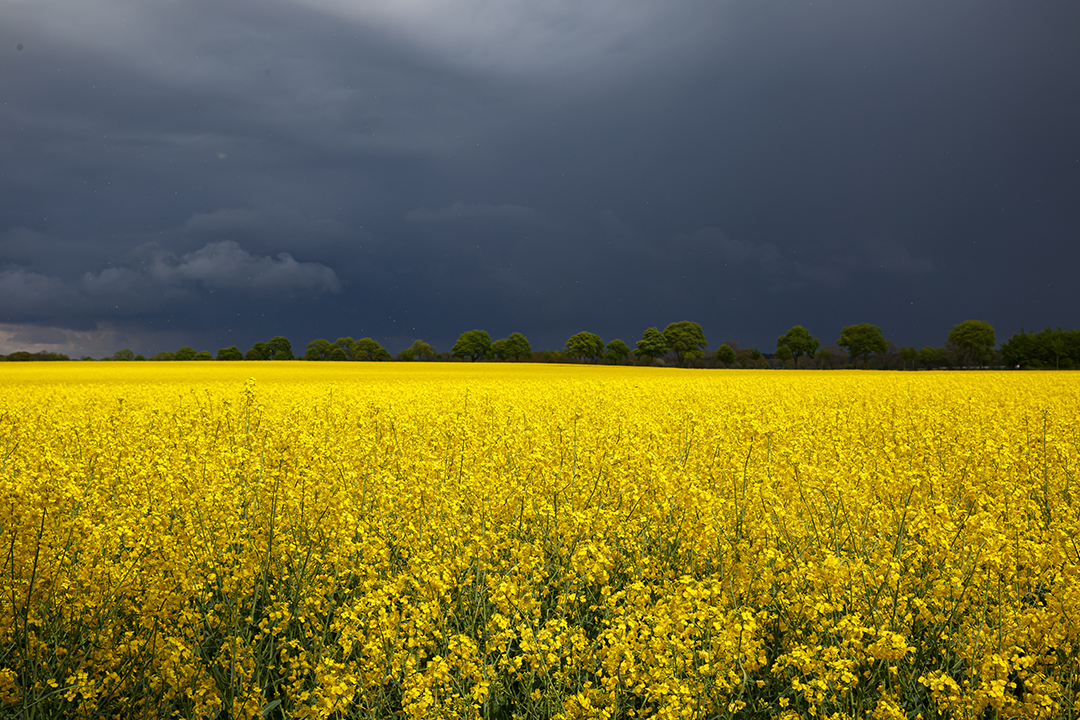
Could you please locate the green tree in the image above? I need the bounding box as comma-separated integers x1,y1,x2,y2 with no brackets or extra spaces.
353,338,392,361
817,348,833,369
175,346,198,361
735,347,768,369
564,331,605,362
492,333,531,361
837,323,888,369
1000,330,1036,369
947,320,996,368
604,339,630,364
398,339,437,361
266,336,294,360
1002,327,1080,369
333,337,356,359
635,327,668,363
152,351,176,361
899,346,917,371
776,326,820,365
662,321,707,365
245,342,269,360
775,345,793,365
452,330,493,361
946,321,993,369
1047,328,1069,370
217,346,243,361
715,343,736,366
503,333,532,361
112,349,135,361
196,350,214,360
917,346,946,370
305,339,333,361
328,346,347,361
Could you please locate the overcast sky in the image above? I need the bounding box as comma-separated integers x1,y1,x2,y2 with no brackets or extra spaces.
2,0,1078,357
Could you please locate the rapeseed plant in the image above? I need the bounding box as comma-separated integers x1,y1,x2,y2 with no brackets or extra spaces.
0,363,1077,718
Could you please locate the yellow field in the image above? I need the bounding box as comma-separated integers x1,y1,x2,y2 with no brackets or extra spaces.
1,363,1078,719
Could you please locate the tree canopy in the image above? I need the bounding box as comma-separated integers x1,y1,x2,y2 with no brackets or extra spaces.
217,346,243,361
398,339,437,361
635,327,668,362
333,337,356,359
777,325,819,364
715,344,736,365
452,330,493,361
947,320,996,368
266,336,294,360
837,324,887,369
87,317,1063,370
917,346,947,369
305,338,333,360
492,333,532,361
1001,327,1080,369
604,339,630,364
662,321,708,365
245,343,268,360
899,346,917,371
246,337,294,360
564,332,605,362
353,338,392,361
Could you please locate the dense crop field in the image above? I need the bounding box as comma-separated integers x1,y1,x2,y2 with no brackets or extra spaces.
1,363,1078,719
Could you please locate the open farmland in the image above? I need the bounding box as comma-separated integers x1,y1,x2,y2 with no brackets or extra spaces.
1,364,1078,719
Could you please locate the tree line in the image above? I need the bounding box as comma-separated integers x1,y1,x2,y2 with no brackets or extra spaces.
1000,327,1080,370
3,320,1076,369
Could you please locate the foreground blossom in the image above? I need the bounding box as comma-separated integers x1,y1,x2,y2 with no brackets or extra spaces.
0,363,1076,719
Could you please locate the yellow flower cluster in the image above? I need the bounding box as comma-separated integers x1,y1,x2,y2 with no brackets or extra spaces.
1,362,1078,719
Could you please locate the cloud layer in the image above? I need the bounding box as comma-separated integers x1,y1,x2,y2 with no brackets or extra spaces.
406,202,550,226
1,240,339,322
2,0,1077,356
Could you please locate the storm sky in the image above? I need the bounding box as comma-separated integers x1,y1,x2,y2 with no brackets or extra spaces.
2,0,1078,357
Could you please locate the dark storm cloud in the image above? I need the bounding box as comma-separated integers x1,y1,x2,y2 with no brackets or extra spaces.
406,202,553,227
0,236,339,320
1,0,1078,356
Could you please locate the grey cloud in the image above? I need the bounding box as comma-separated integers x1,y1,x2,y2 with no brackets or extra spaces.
184,208,265,232
406,202,550,226
0,226,50,255
860,239,938,276
652,227,782,272
2,241,339,322
79,266,158,299
663,227,936,293
789,259,854,291
784,239,938,292
0,321,185,357
3,0,1077,352
292,0,701,79
595,210,635,239
691,227,782,268
0,321,98,355
150,241,341,293
0,267,72,314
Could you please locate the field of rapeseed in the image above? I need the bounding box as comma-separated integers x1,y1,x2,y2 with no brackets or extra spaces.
0,363,1078,719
